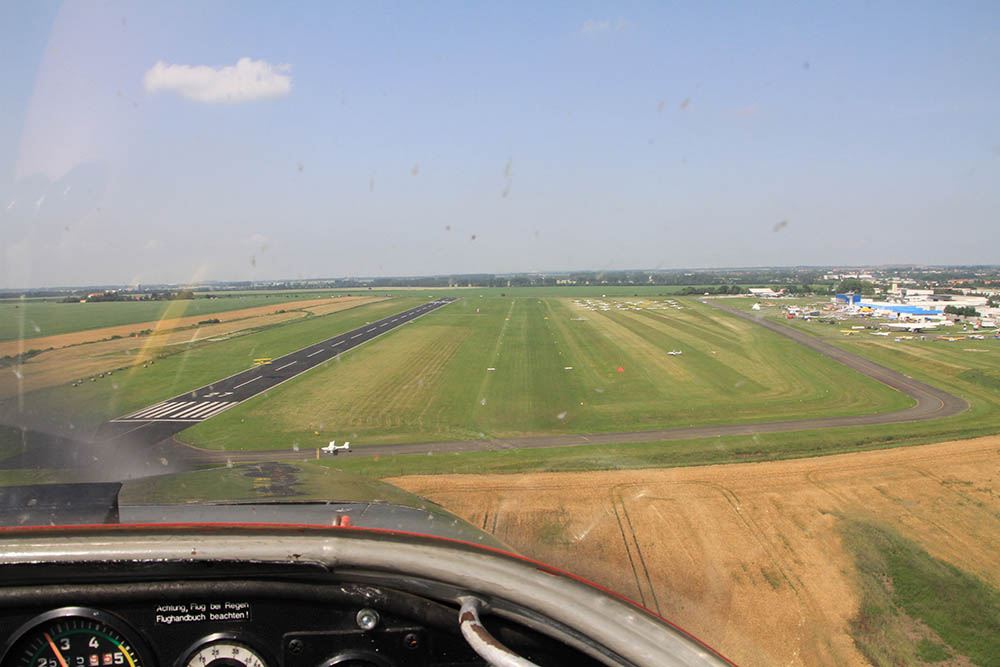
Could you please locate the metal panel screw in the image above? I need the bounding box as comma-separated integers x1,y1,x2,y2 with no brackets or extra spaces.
356,608,380,631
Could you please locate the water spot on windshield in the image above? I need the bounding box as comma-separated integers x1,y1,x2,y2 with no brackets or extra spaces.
411,163,420,176
679,97,691,110
773,220,789,232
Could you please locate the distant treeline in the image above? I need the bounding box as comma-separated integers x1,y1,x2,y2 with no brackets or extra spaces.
61,289,197,303
943,305,980,317
235,269,839,290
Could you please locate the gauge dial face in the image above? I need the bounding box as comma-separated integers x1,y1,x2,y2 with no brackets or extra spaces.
2,609,148,667
182,642,265,667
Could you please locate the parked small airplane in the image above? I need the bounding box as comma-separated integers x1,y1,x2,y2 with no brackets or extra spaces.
883,322,942,333
321,441,350,454
667,350,683,356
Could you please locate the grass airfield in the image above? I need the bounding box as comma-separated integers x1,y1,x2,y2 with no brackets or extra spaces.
180,296,910,450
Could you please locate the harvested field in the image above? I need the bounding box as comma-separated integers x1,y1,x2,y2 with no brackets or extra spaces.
390,435,999,666
0,296,381,358
0,296,383,399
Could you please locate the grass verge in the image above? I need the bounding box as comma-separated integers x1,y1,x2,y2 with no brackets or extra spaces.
838,518,1000,666
303,424,991,478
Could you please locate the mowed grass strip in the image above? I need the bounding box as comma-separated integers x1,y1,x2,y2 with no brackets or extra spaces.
0,297,425,433
181,323,474,450
181,298,512,449
181,296,912,451
321,307,1000,477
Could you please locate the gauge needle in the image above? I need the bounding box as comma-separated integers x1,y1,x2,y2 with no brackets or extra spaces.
44,633,69,667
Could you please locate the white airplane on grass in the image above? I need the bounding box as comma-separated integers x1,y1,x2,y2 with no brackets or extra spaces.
321,440,350,454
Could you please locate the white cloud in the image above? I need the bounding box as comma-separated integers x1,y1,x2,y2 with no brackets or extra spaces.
143,58,292,104
582,17,628,34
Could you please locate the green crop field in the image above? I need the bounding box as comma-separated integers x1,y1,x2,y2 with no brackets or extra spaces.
179,296,912,451
0,297,425,433
0,293,359,343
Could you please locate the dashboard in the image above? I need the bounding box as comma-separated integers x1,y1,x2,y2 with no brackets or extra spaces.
0,524,732,667
0,573,600,667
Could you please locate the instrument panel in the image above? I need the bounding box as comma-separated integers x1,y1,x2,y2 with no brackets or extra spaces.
0,592,471,667
0,574,601,667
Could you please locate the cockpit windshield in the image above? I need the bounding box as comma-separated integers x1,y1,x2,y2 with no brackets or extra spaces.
2,3,999,665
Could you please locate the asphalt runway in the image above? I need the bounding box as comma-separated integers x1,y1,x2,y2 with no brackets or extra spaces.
94,298,455,442
174,299,969,465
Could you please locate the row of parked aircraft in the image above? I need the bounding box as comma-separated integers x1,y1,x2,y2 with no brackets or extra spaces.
881,321,943,333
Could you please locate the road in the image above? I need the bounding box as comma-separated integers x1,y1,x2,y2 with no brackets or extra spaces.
173,299,968,465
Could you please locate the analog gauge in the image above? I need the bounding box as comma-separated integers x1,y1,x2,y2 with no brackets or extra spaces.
1,608,151,667
179,638,266,667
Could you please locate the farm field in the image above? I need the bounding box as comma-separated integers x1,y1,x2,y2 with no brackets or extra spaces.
0,297,424,435
390,434,1000,667
0,296,384,400
0,295,381,358
180,296,911,451
0,292,373,343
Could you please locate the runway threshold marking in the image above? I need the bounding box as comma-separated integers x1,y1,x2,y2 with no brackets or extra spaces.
113,400,236,422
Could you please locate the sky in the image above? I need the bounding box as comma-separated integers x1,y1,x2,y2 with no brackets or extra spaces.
1,1,998,288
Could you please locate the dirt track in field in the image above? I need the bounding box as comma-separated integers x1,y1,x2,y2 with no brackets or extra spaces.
390,436,1000,667
0,296,383,399
0,296,380,357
